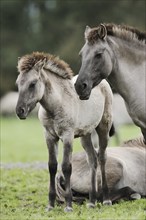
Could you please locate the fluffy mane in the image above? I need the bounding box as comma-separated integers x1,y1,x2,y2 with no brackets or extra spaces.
17,52,73,79
87,23,146,45
122,136,146,149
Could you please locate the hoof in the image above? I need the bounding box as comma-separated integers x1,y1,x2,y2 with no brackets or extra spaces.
103,200,112,206
130,193,141,200
87,203,95,208
64,206,73,212
46,205,54,212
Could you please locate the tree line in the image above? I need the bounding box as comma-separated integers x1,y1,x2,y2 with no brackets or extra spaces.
0,0,145,96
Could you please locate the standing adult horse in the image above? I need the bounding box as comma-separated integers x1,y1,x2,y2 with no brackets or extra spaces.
75,23,146,142
16,52,113,211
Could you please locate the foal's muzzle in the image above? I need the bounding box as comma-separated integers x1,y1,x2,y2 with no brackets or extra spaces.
16,106,27,119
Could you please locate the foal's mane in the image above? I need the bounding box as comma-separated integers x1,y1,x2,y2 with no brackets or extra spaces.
87,23,146,45
18,52,73,79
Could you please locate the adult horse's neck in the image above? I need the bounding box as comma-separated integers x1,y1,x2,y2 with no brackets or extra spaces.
108,36,146,104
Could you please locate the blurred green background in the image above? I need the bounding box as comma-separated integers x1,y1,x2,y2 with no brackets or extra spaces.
0,0,144,163
1,117,140,162
0,0,145,96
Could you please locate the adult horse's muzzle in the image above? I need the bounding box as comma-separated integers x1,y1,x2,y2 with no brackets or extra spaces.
74,79,92,100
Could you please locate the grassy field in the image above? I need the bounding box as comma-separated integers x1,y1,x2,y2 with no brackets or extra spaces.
1,116,141,162
1,169,146,220
1,116,145,220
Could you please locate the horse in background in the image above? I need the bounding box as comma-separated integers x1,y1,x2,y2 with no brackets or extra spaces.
16,52,113,211
56,136,146,204
75,23,146,143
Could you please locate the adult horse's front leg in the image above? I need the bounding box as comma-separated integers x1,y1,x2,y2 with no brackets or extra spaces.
46,136,59,211
81,133,98,208
96,125,112,206
62,136,73,212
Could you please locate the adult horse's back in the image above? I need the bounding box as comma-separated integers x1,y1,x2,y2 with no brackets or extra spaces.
75,23,146,142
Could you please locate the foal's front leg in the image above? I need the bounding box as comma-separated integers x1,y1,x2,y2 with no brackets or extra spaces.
81,134,98,208
46,135,58,211
62,136,73,212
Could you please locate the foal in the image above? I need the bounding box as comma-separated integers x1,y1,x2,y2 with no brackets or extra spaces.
16,52,113,211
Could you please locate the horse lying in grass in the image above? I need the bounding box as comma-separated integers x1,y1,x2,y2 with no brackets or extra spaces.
56,136,146,204
16,52,113,212
75,23,146,142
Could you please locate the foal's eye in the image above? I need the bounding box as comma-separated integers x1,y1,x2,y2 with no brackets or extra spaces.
29,81,36,89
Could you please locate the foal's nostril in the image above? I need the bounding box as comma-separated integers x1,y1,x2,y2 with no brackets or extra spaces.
19,107,25,115
16,107,25,116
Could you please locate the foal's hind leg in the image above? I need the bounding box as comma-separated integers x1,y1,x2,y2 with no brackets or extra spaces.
96,124,112,206
81,133,98,208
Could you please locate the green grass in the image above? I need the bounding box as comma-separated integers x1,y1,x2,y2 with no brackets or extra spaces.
1,169,146,220
0,116,141,162
0,116,144,220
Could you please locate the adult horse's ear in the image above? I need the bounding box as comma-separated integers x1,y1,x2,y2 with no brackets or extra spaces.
84,25,91,39
98,24,107,39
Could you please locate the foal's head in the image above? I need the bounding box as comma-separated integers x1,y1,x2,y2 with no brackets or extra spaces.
16,54,45,119
16,52,73,119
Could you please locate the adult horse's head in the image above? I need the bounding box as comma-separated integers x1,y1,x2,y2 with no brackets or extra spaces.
75,24,113,100
16,54,45,119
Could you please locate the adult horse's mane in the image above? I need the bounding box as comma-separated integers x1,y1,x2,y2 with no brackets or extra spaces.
17,52,73,79
87,23,146,45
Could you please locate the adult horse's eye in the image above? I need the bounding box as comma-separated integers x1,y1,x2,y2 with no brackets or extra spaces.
95,53,102,59
29,81,36,89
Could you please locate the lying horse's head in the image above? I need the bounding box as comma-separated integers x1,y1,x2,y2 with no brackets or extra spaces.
16,54,45,119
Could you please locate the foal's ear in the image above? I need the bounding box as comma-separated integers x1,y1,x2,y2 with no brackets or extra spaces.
84,25,91,39
34,60,44,72
98,24,107,39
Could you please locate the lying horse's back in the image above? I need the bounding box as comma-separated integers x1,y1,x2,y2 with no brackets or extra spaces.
108,146,146,196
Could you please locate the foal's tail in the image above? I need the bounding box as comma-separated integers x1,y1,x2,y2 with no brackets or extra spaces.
109,123,115,137
56,172,87,204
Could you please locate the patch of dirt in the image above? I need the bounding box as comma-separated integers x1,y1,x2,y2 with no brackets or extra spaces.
0,162,48,170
